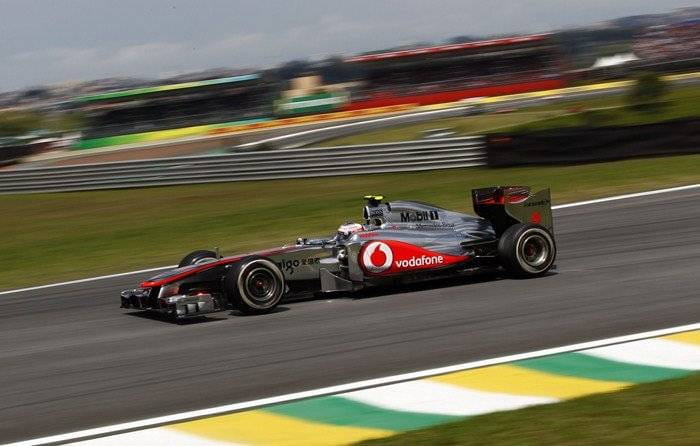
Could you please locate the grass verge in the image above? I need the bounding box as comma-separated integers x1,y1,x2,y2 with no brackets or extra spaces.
2,154,700,290
356,373,700,446
318,85,700,146
317,111,559,146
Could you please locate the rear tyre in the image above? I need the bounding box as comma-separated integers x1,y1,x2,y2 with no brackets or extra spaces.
224,256,285,315
498,223,556,278
178,250,218,268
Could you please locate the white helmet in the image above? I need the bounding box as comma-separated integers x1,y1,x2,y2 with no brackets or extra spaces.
337,222,364,239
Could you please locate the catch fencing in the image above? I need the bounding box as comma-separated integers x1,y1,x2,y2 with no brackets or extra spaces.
0,137,486,194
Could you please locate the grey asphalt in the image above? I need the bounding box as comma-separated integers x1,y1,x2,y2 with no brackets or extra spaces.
1,188,699,443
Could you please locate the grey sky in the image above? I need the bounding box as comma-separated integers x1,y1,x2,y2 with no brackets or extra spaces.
0,0,697,90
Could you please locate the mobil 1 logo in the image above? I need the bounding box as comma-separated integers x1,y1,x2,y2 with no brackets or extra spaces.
400,209,440,223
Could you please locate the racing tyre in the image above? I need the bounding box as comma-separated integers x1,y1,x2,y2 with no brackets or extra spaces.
498,223,556,278
178,250,218,268
224,256,285,314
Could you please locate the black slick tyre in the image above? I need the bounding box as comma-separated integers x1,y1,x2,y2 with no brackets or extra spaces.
178,250,218,268
498,223,556,278
224,256,285,314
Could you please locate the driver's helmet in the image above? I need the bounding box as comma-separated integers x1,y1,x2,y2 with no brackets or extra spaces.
337,222,365,239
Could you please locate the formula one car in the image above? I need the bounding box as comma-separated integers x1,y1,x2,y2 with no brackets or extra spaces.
120,186,556,319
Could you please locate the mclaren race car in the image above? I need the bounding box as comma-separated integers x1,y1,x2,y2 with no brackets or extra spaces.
120,186,556,319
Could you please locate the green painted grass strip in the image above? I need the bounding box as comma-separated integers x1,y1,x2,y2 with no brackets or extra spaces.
74,117,273,150
265,395,461,431
516,352,692,383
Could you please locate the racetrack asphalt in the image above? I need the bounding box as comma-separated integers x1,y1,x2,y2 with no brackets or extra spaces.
1,187,699,443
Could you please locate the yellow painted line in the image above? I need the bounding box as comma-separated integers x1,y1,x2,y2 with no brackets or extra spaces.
170,410,394,446
665,72,700,81
430,364,630,399
663,330,700,346
142,124,214,142
207,104,417,137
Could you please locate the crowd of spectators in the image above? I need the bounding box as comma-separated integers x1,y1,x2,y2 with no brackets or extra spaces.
353,52,562,99
633,20,700,62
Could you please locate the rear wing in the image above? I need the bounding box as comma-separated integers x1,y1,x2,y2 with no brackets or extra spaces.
471,186,553,236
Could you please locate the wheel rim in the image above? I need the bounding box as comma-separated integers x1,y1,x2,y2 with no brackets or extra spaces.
193,257,217,265
519,234,550,269
243,267,279,306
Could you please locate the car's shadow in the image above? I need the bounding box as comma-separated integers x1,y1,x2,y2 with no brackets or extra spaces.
125,311,229,325
228,306,291,317
125,305,292,324
349,269,558,300
125,270,558,324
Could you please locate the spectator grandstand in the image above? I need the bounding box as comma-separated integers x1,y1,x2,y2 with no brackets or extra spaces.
75,73,277,140
345,34,566,109
633,19,700,62
71,35,571,144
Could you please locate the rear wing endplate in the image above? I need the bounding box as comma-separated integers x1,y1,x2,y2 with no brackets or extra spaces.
471,186,553,236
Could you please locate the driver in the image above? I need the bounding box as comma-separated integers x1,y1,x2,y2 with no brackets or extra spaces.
336,222,365,240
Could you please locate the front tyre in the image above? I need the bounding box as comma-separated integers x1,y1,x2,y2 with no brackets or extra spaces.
178,250,218,268
224,256,285,314
498,223,556,278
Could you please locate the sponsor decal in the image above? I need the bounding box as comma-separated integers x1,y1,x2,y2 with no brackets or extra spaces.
384,222,455,231
278,257,320,275
413,222,456,230
394,255,444,268
360,240,468,275
530,211,542,224
400,209,440,222
524,199,550,207
361,242,393,273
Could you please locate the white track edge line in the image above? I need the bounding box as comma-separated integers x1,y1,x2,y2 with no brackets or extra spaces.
0,266,176,296
1,183,698,296
551,184,700,209
236,107,463,148
8,322,699,446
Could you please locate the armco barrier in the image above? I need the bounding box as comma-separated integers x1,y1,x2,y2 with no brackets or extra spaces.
0,137,485,194
486,118,700,166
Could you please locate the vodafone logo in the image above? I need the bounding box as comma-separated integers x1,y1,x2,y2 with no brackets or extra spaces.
362,241,393,273
360,239,466,276
395,255,444,268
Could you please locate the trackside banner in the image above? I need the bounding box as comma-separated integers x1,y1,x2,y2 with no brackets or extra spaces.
275,92,349,117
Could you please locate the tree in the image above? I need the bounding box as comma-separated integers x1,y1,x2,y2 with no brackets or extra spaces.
626,72,668,111
0,111,41,137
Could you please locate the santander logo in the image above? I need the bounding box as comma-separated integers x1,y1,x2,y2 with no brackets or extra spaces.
360,240,467,275
362,242,393,273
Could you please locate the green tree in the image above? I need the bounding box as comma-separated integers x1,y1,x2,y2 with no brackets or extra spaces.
0,111,42,137
626,72,668,111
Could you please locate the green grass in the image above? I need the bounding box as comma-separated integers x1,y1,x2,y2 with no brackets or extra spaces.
2,154,700,290
318,85,700,146
356,373,700,446
318,111,559,146
506,88,700,133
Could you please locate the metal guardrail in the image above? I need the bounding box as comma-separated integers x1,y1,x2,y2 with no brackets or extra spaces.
0,137,485,194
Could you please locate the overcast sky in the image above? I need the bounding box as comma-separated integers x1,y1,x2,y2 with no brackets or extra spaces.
0,0,697,91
